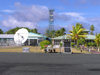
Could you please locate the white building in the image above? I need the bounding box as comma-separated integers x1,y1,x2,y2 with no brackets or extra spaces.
0,32,47,46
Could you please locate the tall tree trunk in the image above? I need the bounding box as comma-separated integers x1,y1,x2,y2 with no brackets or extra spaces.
98,44,99,52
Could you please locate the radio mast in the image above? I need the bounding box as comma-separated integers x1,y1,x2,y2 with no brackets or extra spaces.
49,9,54,32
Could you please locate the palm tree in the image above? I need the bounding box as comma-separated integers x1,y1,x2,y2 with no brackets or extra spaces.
90,25,94,35
55,30,61,37
31,28,38,33
95,34,100,51
60,28,66,35
69,23,86,46
0,29,3,34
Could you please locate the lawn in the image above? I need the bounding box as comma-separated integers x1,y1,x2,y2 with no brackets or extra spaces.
0,46,90,54
0,46,44,53
71,48,91,54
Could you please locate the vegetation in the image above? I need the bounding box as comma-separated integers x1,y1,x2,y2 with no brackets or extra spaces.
77,38,85,46
87,42,96,47
40,40,51,49
5,27,39,34
69,23,87,47
71,42,75,47
46,28,66,38
30,28,38,33
45,30,55,38
5,27,20,34
95,34,100,51
0,29,3,34
59,41,63,53
55,28,66,37
90,25,95,35
60,42,63,47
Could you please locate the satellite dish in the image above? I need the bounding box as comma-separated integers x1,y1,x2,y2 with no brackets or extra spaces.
14,28,28,45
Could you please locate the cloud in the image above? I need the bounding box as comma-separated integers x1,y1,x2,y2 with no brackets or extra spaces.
77,0,100,6
1,2,83,31
60,0,100,8
55,13,72,21
2,16,37,28
0,9,15,13
0,2,100,33
61,12,85,21
55,12,100,33
86,17,100,33
1,3,49,29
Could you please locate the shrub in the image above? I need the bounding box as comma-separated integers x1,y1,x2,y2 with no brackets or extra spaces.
77,38,85,46
60,42,63,47
40,40,51,49
87,42,96,47
71,42,75,47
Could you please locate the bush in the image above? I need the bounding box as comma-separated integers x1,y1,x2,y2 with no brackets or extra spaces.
40,40,51,49
84,43,88,47
87,42,96,47
60,42,63,47
71,42,75,47
77,38,85,46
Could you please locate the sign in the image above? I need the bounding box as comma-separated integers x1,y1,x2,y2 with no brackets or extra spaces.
23,47,30,52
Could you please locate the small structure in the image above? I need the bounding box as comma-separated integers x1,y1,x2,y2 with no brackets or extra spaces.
52,35,71,53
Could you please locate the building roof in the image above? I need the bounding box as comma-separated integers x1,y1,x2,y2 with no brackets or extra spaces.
0,34,14,38
83,29,90,32
85,35,96,40
0,32,47,39
53,34,96,40
53,35,71,40
28,32,46,39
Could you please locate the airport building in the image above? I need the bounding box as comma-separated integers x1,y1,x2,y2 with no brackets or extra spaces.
0,32,47,46
53,35,96,45
52,34,96,53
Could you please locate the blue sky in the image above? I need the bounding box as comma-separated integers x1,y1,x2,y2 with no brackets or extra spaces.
0,0,100,33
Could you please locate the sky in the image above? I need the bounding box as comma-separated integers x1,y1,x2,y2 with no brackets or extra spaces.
0,0,100,33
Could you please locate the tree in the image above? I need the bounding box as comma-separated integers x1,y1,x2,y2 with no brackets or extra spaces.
90,25,94,35
40,40,51,49
95,34,100,51
0,29,3,34
5,27,21,34
45,28,66,38
77,38,85,46
55,28,66,37
60,28,66,35
45,30,55,38
55,30,61,37
45,29,50,37
30,28,38,33
69,23,86,47
5,27,39,34
49,30,55,38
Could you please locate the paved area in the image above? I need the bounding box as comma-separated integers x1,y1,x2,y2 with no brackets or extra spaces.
0,53,100,75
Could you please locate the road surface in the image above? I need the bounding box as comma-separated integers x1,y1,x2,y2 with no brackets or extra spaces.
0,53,100,75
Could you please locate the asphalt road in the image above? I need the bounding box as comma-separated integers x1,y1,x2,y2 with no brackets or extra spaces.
0,53,100,75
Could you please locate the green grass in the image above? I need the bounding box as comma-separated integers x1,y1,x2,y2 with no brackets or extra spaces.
0,46,44,53
71,48,90,54
0,46,91,54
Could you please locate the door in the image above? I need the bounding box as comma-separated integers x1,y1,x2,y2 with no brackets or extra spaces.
64,40,71,52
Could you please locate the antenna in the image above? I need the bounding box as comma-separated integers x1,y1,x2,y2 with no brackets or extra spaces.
49,9,54,32
14,28,28,45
